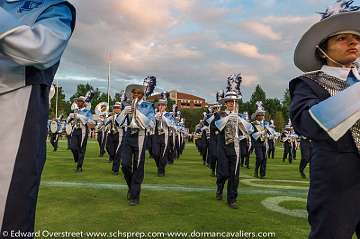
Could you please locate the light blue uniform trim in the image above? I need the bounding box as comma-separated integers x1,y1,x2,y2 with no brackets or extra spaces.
0,0,74,94
309,82,360,140
77,108,93,123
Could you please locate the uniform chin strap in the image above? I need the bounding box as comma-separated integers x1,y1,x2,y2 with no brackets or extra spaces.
316,45,348,68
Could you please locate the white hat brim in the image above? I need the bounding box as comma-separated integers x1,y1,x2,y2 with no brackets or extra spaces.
294,11,360,72
125,84,145,101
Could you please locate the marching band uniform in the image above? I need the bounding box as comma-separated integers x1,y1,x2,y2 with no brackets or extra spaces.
116,77,156,206
207,105,221,176
0,0,75,235
281,125,293,163
290,2,360,237
96,115,106,157
291,131,298,160
267,120,276,159
215,74,253,209
113,115,127,176
105,104,121,164
167,126,177,164
64,121,72,149
251,102,268,179
196,118,209,165
179,120,186,156
49,118,62,152
152,93,174,177
105,102,123,175
67,96,93,172
240,112,251,168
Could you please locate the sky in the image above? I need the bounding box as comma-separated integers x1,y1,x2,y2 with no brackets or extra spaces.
56,0,352,103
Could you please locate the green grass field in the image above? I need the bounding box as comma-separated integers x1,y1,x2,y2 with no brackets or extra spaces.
36,140,311,238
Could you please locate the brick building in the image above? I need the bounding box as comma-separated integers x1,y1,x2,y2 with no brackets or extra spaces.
148,90,207,109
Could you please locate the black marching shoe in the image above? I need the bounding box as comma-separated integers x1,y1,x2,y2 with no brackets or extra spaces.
216,188,223,200
300,172,306,179
76,166,82,173
128,198,139,206
228,202,238,209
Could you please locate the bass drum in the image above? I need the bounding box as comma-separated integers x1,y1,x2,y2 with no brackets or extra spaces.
50,121,59,134
65,124,73,135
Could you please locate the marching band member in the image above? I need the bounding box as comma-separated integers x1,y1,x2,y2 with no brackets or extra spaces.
152,92,173,177
267,120,276,159
207,100,222,176
0,0,76,235
194,120,204,154
215,74,253,209
281,121,293,163
168,105,180,164
67,94,94,172
113,95,128,176
251,102,268,179
199,113,210,165
174,111,184,160
116,76,156,206
95,103,108,157
49,114,64,152
105,102,122,167
240,112,252,168
291,130,299,160
96,114,107,157
290,1,360,237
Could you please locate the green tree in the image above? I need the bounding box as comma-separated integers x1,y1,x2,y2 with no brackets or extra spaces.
274,111,285,132
181,108,204,133
281,89,291,121
264,98,282,120
249,84,266,116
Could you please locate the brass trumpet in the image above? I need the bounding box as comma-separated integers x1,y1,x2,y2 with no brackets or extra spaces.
129,98,139,128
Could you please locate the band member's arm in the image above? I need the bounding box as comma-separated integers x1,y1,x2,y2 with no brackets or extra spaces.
252,131,262,141
239,117,254,135
66,113,74,123
104,115,113,126
290,79,357,141
0,4,74,69
116,109,129,127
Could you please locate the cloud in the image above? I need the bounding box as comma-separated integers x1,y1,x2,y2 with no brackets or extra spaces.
263,15,319,25
241,21,282,40
216,42,281,69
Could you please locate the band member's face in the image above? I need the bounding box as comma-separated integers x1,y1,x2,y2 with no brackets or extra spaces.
158,104,166,112
256,114,265,121
76,100,85,108
325,33,360,67
132,89,144,100
225,100,235,112
113,107,121,113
